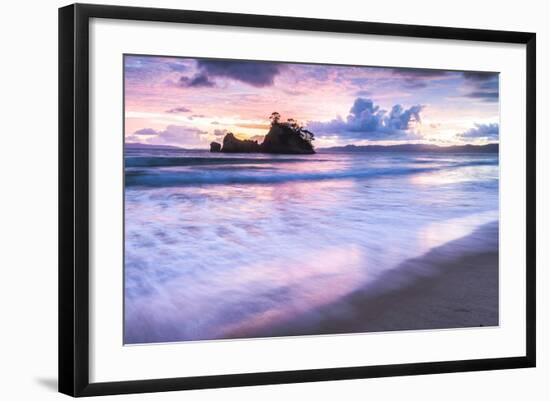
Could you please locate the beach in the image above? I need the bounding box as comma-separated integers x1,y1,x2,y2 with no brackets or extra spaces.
124,149,499,344
227,221,498,339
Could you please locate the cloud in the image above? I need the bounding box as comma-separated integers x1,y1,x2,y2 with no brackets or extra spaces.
186,114,207,121
282,88,307,96
390,68,450,89
177,73,215,88
196,60,282,87
165,106,191,113
132,125,209,148
124,57,165,83
457,123,499,141
390,68,450,78
462,71,496,81
465,91,499,101
125,56,192,83
386,104,423,131
213,129,227,137
166,62,188,72
307,97,424,141
354,89,372,97
402,80,429,89
462,71,499,102
133,128,159,136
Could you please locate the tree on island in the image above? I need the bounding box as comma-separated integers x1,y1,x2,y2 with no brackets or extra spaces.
300,128,315,143
269,112,281,125
269,112,315,145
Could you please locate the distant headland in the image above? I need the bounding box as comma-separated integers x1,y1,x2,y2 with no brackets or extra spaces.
125,143,182,150
210,112,316,155
319,143,498,153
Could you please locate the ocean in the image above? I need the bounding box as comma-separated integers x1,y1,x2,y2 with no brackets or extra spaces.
123,148,499,344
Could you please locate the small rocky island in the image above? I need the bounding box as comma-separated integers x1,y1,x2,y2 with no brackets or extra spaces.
210,112,315,154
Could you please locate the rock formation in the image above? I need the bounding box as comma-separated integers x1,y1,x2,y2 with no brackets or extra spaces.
210,118,316,154
260,123,315,154
209,142,222,152
220,133,262,153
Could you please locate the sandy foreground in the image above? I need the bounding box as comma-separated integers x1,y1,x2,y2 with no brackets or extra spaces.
229,221,499,338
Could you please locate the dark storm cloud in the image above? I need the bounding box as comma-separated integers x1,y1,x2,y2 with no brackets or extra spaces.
402,80,428,89
307,97,424,141
462,71,497,81
388,68,451,90
389,68,450,78
195,60,282,87
177,73,215,88
462,71,499,102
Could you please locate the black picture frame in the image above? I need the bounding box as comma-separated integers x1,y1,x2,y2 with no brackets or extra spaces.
59,3,536,397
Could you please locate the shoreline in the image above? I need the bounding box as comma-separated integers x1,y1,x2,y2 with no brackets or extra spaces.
225,221,499,339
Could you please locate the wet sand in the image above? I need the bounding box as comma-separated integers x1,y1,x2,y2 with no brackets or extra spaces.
227,221,499,338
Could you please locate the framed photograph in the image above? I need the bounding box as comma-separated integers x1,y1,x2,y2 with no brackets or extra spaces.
58,3,536,397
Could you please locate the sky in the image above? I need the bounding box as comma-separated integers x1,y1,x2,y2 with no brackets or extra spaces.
124,55,499,149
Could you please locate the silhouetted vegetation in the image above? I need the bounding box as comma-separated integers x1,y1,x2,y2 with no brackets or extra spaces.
269,112,315,144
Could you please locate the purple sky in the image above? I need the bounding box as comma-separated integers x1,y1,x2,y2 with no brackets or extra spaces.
125,55,499,148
